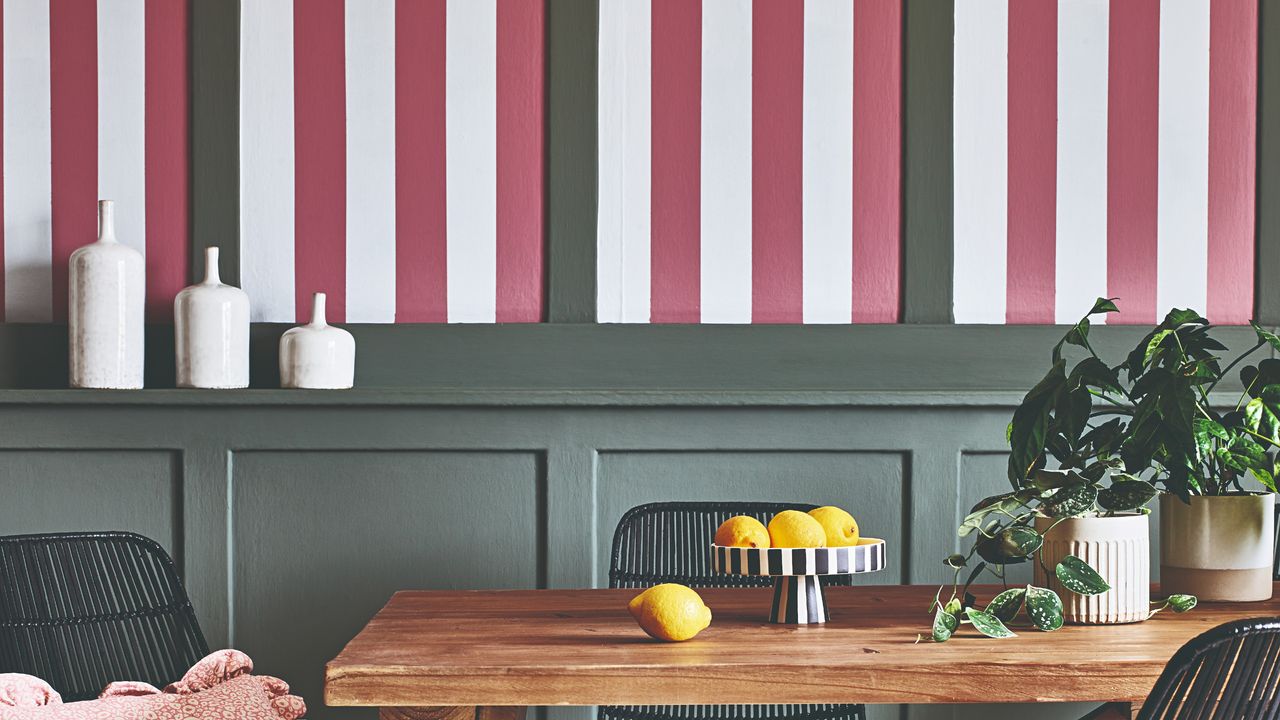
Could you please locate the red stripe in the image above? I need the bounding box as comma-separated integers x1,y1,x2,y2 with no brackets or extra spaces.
496,0,545,323
1106,0,1160,325
650,0,700,323
1207,0,1257,325
851,0,902,324
395,0,447,322
293,0,346,323
751,0,803,324
1005,0,1056,324
49,0,96,321
144,0,189,322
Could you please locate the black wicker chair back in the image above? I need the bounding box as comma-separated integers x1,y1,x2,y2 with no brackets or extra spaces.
600,501,865,720
1138,617,1280,719
0,531,210,701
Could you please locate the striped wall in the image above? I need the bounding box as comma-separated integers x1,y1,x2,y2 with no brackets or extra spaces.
596,0,903,324
2,0,188,323
953,0,1257,326
240,0,545,324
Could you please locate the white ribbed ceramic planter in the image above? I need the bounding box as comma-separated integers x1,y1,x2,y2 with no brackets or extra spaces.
279,293,355,389
1034,513,1150,624
1160,493,1275,602
174,247,250,389
68,200,144,389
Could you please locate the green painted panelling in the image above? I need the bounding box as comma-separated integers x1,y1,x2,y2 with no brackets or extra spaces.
0,323,1268,392
903,0,954,324
548,0,598,322
1259,0,1280,323
191,0,239,287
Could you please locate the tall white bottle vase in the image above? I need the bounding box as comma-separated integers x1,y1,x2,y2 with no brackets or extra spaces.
69,200,145,389
280,293,355,389
174,247,250,388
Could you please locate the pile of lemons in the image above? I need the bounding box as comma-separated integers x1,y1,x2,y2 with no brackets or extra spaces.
715,506,860,549
626,506,861,642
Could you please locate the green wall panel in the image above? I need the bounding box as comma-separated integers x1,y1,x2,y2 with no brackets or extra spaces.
229,450,546,720
0,450,180,554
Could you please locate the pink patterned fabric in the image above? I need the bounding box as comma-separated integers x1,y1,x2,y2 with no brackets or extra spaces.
0,650,305,720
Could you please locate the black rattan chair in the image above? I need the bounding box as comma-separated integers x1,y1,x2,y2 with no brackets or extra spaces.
0,531,210,701
1135,617,1280,719
600,501,866,720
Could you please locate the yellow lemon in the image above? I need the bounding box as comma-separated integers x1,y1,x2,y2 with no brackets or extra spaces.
807,506,860,547
714,515,771,548
767,510,827,548
628,583,712,642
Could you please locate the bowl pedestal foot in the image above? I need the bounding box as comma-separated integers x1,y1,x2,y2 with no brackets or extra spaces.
769,575,828,624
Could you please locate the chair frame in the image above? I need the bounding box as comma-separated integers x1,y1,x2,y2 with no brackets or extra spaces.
1137,617,1280,719
0,531,210,701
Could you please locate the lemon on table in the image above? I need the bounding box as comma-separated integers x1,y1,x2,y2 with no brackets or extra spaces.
807,506,860,547
714,515,771,548
767,510,827,548
628,583,712,642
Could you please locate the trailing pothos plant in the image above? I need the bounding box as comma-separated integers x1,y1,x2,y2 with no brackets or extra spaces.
930,299,1197,642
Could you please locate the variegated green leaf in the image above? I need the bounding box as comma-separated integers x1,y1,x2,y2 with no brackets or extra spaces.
985,587,1026,623
1055,555,1111,595
965,607,1016,639
1026,585,1064,632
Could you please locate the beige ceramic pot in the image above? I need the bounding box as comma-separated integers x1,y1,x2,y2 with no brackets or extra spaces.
1160,493,1275,602
1033,513,1150,624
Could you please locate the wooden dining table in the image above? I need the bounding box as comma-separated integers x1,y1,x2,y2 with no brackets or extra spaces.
324,583,1280,720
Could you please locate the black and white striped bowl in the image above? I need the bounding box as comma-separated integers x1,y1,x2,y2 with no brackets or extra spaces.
711,538,887,577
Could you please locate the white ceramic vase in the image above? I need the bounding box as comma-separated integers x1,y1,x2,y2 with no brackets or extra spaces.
68,200,144,388
1034,513,1150,624
174,247,250,388
1160,493,1275,602
279,293,355,389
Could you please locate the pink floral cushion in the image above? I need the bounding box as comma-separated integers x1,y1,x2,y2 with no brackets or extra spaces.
0,650,305,720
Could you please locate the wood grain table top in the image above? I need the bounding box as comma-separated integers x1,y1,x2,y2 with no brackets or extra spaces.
325,584,1280,708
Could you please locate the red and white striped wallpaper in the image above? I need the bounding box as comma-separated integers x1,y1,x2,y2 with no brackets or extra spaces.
596,0,903,324
240,0,545,324
1,0,189,322
953,0,1257,325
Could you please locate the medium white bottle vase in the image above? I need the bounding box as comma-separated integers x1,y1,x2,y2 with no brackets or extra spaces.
279,293,355,389
69,200,145,388
175,247,250,388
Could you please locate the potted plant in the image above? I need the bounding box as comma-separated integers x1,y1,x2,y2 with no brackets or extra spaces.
1117,310,1280,601
933,300,1195,641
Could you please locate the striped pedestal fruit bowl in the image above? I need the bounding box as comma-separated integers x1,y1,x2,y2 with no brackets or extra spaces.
711,539,886,624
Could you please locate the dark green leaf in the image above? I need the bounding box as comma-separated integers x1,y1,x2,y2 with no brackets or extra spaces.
1029,469,1080,491
965,607,1016,639
1144,329,1173,367
1097,478,1158,512
985,587,1026,623
1042,482,1099,518
977,526,1042,564
1090,298,1120,315
1068,356,1124,396
1167,594,1197,613
1162,308,1209,328
1055,555,1112,595
1025,585,1065,632
1008,360,1068,484
944,554,967,569
1193,417,1230,463
1252,322,1280,353
932,603,958,642
959,491,1035,537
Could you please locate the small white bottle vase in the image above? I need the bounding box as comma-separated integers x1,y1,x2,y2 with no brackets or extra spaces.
175,247,250,388
69,199,145,389
279,293,355,389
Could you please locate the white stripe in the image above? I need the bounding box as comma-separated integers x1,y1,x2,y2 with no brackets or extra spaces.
801,0,853,324
1055,0,1109,324
240,0,295,321
952,0,1008,324
445,0,497,323
700,0,752,324
1156,0,1210,315
4,0,52,321
344,0,396,323
97,0,146,261
596,0,650,323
